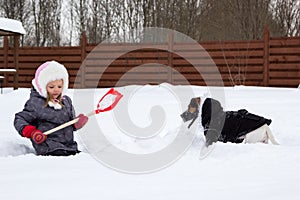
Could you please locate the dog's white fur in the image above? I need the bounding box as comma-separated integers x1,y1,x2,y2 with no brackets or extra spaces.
242,124,279,145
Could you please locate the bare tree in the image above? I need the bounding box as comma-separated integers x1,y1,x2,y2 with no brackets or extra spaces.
86,0,103,43
0,0,31,46
272,0,300,37
100,0,119,42
31,0,62,46
231,0,273,40
62,0,76,46
1,0,299,47
197,0,276,41
72,0,89,44
140,0,204,41
72,0,120,44
117,0,144,42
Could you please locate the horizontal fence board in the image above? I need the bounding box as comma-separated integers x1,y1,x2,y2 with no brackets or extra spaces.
269,63,300,70
85,59,169,66
85,66,169,74
92,51,168,58
19,48,82,55
173,58,264,65
269,79,300,86
16,62,81,70
269,71,300,78
174,66,263,73
270,37,300,46
172,50,264,58
15,56,82,62
86,43,169,52
270,47,300,54
175,41,264,51
269,55,300,63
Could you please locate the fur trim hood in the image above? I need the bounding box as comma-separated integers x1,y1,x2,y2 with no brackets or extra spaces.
32,61,69,98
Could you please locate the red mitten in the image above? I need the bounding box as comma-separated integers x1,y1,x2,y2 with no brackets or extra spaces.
74,114,88,129
22,125,47,144
22,125,36,138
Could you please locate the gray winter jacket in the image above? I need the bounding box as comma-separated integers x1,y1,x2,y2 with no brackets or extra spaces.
14,88,78,155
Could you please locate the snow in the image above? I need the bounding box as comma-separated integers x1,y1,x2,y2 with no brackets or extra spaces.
1,84,300,200
0,17,26,35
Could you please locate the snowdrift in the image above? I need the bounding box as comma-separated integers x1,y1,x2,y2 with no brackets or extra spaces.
1,84,299,200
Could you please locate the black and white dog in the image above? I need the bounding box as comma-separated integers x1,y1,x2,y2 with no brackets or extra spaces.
181,97,279,146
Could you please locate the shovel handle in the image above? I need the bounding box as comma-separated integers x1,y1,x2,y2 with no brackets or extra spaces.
44,111,96,135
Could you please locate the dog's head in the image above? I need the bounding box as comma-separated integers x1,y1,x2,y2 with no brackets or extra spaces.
180,97,200,122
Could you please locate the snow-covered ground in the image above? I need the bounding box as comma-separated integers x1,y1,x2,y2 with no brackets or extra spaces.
1,84,300,200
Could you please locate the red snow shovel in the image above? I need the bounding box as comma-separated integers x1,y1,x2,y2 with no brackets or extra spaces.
44,88,123,135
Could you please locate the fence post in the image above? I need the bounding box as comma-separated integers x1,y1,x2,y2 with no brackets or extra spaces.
3,36,8,87
263,26,270,87
80,32,87,88
168,31,174,84
13,35,19,90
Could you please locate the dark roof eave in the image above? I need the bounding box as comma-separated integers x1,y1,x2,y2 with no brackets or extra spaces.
0,29,23,36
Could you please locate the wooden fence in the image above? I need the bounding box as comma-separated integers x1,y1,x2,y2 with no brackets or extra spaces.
1,29,300,89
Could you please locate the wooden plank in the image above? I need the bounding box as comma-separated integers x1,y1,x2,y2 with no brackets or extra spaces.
208,50,263,58
19,48,81,55
86,43,169,53
174,41,264,51
269,71,300,78
86,42,264,54
269,47,300,54
270,37,300,46
269,63,300,70
18,69,35,77
85,59,169,66
202,41,264,50
173,65,262,73
86,51,169,59
269,55,300,63
15,75,79,84
200,39,263,45
85,66,169,73
173,58,264,65
171,50,264,59
85,73,169,80
172,78,263,86
16,62,81,69
268,79,300,86
16,56,82,62
94,79,264,87
170,73,263,80
80,66,263,77
10,76,33,83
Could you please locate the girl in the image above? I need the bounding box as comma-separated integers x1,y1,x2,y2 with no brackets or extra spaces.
14,61,88,156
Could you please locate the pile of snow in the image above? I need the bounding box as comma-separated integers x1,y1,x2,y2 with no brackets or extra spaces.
0,84,299,200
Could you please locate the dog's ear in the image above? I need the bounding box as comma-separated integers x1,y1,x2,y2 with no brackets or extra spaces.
189,97,200,109
195,97,201,105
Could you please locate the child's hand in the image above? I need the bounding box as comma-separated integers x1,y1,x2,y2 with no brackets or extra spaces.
74,114,88,129
31,130,47,144
22,125,47,144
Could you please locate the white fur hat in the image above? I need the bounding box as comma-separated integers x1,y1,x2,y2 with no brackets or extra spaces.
32,61,69,98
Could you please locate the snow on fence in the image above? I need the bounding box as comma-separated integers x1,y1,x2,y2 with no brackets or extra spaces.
0,29,300,89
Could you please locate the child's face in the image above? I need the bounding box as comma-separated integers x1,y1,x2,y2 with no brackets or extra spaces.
46,79,63,100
